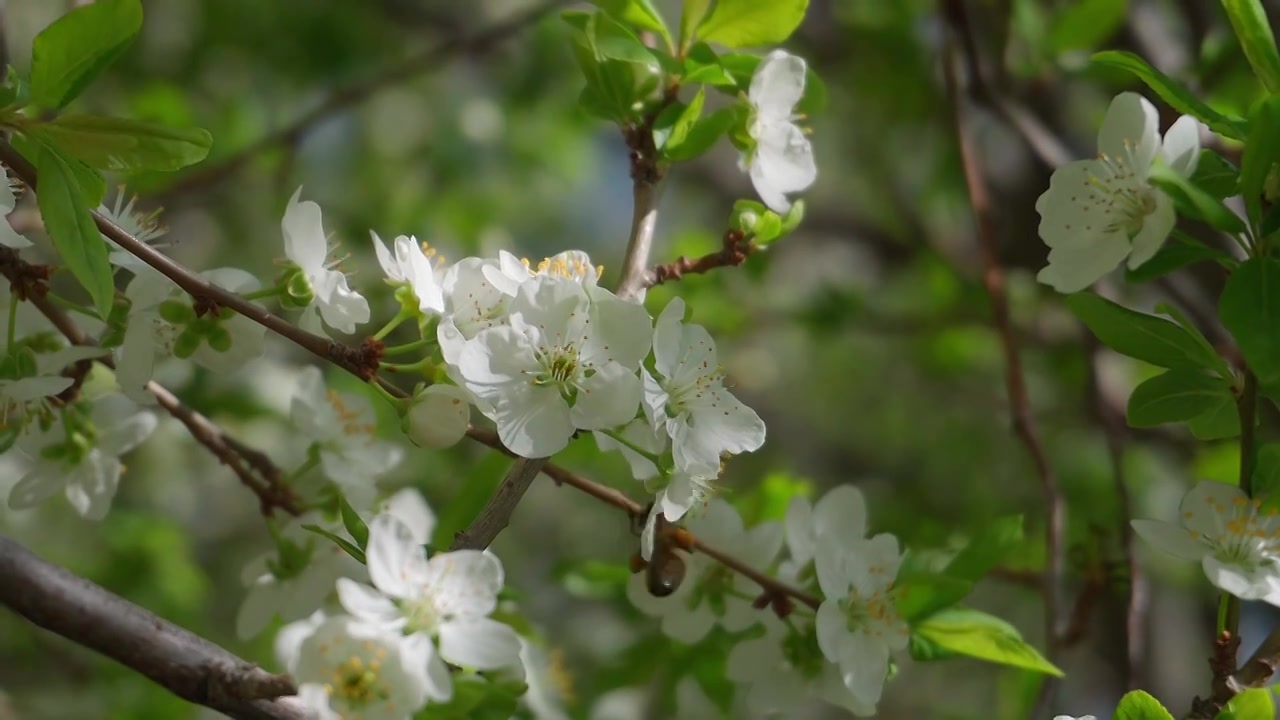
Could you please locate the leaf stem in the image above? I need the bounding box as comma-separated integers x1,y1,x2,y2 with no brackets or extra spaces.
372,307,413,342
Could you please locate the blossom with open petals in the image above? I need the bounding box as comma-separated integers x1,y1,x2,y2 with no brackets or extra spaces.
744,50,816,213
281,188,369,333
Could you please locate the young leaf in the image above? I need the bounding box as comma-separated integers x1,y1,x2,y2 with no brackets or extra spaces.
1114,690,1175,720
1187,393,1242,441
1126,370,1232,428
912,607,1064,676
301,524,366,565
683,43,737,86
1219,257,1280,385
1189,150,1240,199
30,0,143,111
37,114,212,173
656,87,705,154
1148,164,1248,235
1219,688,1276,720
680,0,714,50
1066,292,1223,371
1125,235,1233,283
893,574,973,622
1090,51,1248,140
34,143,114,318
697,0,809,49
1221,0,1280,94
590,0,672,50
1240,96,1280,228
338,495,370,551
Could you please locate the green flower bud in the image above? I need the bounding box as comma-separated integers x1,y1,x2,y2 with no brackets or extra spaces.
206,325,233,353
158,299,196,324
173,327,202,359
281,266,315,309
402,385,471,449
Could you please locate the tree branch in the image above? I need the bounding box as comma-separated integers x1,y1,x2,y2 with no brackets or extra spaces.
163,0,572,195
942,1,1066,710
0,535,305,720
448,456,547,550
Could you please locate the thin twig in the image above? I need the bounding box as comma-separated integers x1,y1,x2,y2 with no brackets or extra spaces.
0,535,305,720
163,0,570,195
1083,333,1146,688
942,0,1066,710
645,228,754,290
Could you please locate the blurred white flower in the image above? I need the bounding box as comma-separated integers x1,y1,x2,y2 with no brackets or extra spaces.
1133,480,1280,604
7,394,155,519
0,165,30,248
291,615,428,720
98,190,167,271
744,50,816,213
815,532,908,707
290,366,403,508
727,616,874,716
782,484,867,579
1036,92,1201,292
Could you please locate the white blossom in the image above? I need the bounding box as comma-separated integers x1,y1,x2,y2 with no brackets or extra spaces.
372,231,445,316
291,615,428,720
744,50,817,214
290,366,403,508
0,345,106,431
116,267,266,404
815,532,909,707
1054,716,1097,720
628,499,781,642
282,187,370,334
594,418,720,523
455,275,651,458
99,190,167,271
437,257,512,369
1133,480,1280,604
643,297,764,474
336,513,521,701
0,165,30,248
7,394,155,519
727,617,874,716
485,250,601,295
783,484,867,579
1036,92,1201,293
517,638,572,720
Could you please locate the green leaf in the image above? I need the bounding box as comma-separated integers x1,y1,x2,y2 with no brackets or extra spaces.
1148,163,1248,234
1127,370,1234,428
1187,393,1243,440
36,114,212,173
1220,257,1280,385
894,573,973,622
1221,0,1280,94
1252,443,1280,505
301,524,366,565
697,0,809,49
912,607,1063,676
1066,292,1224,371
1217,687,1276,720
1090,51,1248,139
665,106,737,161
30,0,143,111
716,52,763,91
34,143,113,318
563,11,656,122
590,0,672,50
1047,0,1128,55
683,43,737,85
590,12,655,63
1126,235,1233,283
1240,96,1280,229
338,495,369,551
680,0,714,50
1190,150,1241,199
656,87,705,153
1115,690,1175,720
944,516,1024,583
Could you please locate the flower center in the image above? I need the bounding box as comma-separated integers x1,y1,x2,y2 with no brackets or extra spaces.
400,597,441,635
1087,144,1159,238
840,583,900,641
518,255,603,283
1193,496,1280,570
529,343,585,395
664,366,723,419
326,650,390,710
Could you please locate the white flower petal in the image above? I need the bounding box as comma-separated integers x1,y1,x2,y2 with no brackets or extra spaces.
570,362,641,431
336,578,402,625
438,617,521,669
1097,92,1161,171
1126,192,1176,269
367,513,422,599
426,549,504,617
1161,115,1202,177
750,50,807,122
282,187,326,273
1036,228,1131,293
1131,519,1208,561
63,453,121,520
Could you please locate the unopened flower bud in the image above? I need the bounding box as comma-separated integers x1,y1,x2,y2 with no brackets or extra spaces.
402,384,471,448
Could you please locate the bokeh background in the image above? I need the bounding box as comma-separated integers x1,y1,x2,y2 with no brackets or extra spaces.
0,0,1275,718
